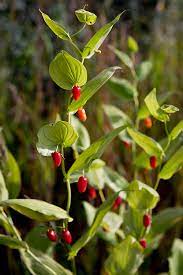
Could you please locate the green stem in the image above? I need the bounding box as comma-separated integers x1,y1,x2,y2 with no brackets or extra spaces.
99,189,105,203
72,258,77,275
68,38,81,59
71,24,86,37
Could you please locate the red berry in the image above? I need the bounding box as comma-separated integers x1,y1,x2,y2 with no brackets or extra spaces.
144,117,152,129
47,229,57,242
88,187,97,200
77,108,87,122
72,85,81,100
77,176,88,193
112,196,123,210
51,152,62,167
143,214,152,228
139,239,147,249
123,140,131,149
150,156,157,169
62,229,72,244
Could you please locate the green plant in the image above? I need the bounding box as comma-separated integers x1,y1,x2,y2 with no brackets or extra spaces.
0,6,182,275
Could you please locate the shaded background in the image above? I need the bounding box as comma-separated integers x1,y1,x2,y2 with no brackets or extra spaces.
0,0,182,274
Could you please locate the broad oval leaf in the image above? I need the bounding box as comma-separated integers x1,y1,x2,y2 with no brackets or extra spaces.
109,46,133,69
104,235,143,275
123,208,144,239
68,192,119,259
169,239,183,275
108,77,137,100
67,125,127,177
49,51,87,90
0,199,72,222
75,9,97,25
37,121,78,156
40,10,70,40
0,234,27,249
136,60,152,81
170,120,183,140
127,127,164,158
0,170,8,202
144,88,169,122
159,146,183,180
87,166,106,189
126,180,159,210
128,36,139,53
71,116,90,152
68,67,120,112
82,13,122,59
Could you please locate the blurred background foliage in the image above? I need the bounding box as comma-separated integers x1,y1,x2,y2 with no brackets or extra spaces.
0,0,182,274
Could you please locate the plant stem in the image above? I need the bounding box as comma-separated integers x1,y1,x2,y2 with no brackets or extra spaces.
72,258,77,275
71,24,86,37
61,147,71,216
99,189,105,203
68,38,81,59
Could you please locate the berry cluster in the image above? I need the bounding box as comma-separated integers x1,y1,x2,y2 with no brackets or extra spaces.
47,228,72,244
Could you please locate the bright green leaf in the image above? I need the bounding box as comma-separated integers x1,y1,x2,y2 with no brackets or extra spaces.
0,199,72,222
71,116,90,152
68,67,120,112
169,239,183,275
161,104,179,114
37,121,78,156
123,208,144,239
109,46,133,69
82,13,122,59
49,51,87,90
89,159,106,170
128,36,139,53
0,234,27,249
159,146,183,180
136,61,152,81
170,120,183,140
0,170,8,202
108,77,137,100
75,9,97,25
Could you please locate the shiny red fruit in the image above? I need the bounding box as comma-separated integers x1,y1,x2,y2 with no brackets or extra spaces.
112,196,123,210
143,214,152,228
123,140,131,149
51,152,62,167
77,108,87,122
77,176,88,193
139,239,147,249
88,187,97,200
72,85,81,100
144,117,152,128
150,156,157,169
47,229,57,242
62,229,72,244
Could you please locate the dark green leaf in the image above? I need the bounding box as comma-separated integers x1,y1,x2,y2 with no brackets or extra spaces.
108,77,137,100
0,234,27,249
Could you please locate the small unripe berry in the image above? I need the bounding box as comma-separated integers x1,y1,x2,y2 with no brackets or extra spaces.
51,152,62,167
77,108,87,122
47,229,57,242
77,176,88,193
143,214,152,228
62,229,72,244
88,187,97,200
144,117,152,128
112,196,123,210
72,85,81,100
139,239,147,249
150,156,157,169
123,140,131,149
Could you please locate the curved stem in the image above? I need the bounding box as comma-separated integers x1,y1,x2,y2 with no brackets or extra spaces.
71,24,86,37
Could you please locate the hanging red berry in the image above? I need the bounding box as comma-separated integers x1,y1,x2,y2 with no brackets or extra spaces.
62,229,72,244
51,152,62,167
112,196,123,210
77,108,87,122
143,213,152,228
72,85,81,100
150,156,157,169
47,228,57,242
88,187,97,200
144,117,152,129
123,140,131,149
77,176,88,193
139,239,147,249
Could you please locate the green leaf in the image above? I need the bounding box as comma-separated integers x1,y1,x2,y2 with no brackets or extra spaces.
0,234,27,249
128,36,139,53
104,235,143,275
109,46,133,69
0,170,8,202
68,192,119,259
21,248,73,275
159,146,183,180
37,121,78,156
40,10,70,40
49,51,87,90
104,167,129,192
71,116,90,152
170,120,183,140
127,127,164,158
169,239,183,275
161,104,179,114
152,208,183,235
123,208,144,239
108,77,137,100
0,199,72,222
67,125,127,176
82,13,122,59
75,9,97,25
4,150,21,198
126,180,159,210
68,67,120,112
136,61,152,81
0,213,14,234
87,166,106,189
89,159,106,170
144,88,169,122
